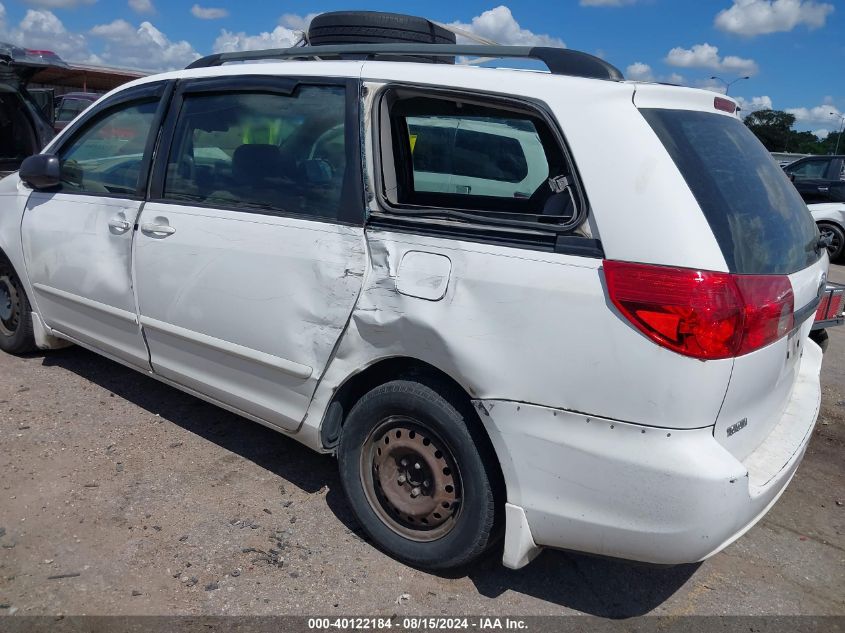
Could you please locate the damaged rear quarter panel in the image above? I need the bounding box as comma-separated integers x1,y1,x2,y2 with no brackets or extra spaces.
303,230,734,444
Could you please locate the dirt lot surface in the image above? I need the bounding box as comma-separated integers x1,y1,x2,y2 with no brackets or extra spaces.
0,265,843,619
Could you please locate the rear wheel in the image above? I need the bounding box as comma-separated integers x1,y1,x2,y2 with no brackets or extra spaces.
337,379,499,569
818,222,844,262
0,257,36,355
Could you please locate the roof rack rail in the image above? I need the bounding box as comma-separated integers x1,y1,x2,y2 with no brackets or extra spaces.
186,44,624,81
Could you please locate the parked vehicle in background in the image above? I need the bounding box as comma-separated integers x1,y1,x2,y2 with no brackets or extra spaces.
0,42,59,177
53,92,100,132
784,155,845,204
809,202,845,262
0,12,833,571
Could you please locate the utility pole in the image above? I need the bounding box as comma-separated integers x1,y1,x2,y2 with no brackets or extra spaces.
710,75,750,96
831,112,845,155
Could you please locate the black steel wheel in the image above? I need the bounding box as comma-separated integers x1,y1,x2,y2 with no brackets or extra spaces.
0,257,36,355
338,379,500,569
818,222,844,262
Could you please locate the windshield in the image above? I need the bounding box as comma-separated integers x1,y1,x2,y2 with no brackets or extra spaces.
641,108,820,275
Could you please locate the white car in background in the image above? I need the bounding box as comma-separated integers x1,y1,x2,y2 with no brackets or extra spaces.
0,32,831,571
809,202,845,262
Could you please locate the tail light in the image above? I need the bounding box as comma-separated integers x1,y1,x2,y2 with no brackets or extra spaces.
816,291,844,322
604,260,794,360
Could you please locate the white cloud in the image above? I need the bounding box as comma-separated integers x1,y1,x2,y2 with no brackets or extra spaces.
448,6,565,47
735,95,773,112
665,43,758,75
128,0,154,15
812,128,832,139
715,0,834,36
1,8,97,63
580,0,639,5
626,62,654,81
785,104,842,126
23,0,96,7
90,19,198,70
0,3,195,71
281,12,318,32
191,4,228,20
212,13,314,52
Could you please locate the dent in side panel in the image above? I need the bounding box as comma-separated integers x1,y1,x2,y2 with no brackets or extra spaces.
305,231,734,436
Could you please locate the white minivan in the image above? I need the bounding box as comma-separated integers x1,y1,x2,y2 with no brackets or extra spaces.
0,41,829,571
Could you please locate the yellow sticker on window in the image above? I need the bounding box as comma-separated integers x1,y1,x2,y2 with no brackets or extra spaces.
409,134,417,153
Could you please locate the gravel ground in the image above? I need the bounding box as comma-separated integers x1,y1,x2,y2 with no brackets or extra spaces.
0,265,843,619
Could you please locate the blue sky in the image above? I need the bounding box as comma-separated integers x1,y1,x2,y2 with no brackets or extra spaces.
1,0,842,136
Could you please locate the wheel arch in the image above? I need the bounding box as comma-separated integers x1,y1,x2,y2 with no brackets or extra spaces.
320,355,506,493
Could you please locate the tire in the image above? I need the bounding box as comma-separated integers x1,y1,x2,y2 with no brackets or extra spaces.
0,256,37,355
338,379,500,569
809,329,829,354
308,11,456,64
818,222,845,262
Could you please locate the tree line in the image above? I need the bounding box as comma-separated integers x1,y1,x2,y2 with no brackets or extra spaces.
744,109,842,155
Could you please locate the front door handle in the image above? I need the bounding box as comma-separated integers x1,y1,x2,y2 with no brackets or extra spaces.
108,216,131,233
141,223,176,237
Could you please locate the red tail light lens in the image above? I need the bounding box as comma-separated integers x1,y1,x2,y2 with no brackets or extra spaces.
604,260,794,360
829,293,844,319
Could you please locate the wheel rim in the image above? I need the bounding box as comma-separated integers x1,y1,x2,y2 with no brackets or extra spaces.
0,273,20,337
820,226,842,258
360,415,462,542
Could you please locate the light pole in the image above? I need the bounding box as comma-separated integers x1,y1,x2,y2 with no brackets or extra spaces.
831,112,845,155
710,75,750,95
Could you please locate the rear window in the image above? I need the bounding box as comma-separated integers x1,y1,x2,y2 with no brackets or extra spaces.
642,109,820,275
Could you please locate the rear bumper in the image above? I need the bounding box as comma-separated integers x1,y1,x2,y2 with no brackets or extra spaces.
475,341,823,569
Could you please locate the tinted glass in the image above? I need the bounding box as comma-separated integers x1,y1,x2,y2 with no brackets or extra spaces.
642,109,820,275
57,99,88,122
407,116,544,198
786,159,830,180
58,100,157,195
164,86,346,220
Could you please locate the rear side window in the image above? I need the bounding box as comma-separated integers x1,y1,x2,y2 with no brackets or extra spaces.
381,92,578,231
642,109,820,275
163,85,347,220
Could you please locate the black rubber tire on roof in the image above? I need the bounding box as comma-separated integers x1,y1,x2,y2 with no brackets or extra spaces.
307,11,456,64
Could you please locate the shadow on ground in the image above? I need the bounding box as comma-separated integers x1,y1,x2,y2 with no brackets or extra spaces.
41,346,699,618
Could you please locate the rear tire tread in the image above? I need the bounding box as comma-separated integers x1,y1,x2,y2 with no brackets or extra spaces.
338,379,498,570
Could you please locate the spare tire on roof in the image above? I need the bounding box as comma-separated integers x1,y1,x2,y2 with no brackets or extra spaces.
307,11,456,64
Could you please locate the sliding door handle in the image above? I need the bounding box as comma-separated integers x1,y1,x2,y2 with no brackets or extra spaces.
141,223,176,237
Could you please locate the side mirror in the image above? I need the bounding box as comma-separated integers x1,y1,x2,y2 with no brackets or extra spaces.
19,154,61,189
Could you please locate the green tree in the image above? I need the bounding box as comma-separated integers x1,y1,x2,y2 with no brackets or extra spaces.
744,109,796,152
743,109,840,155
